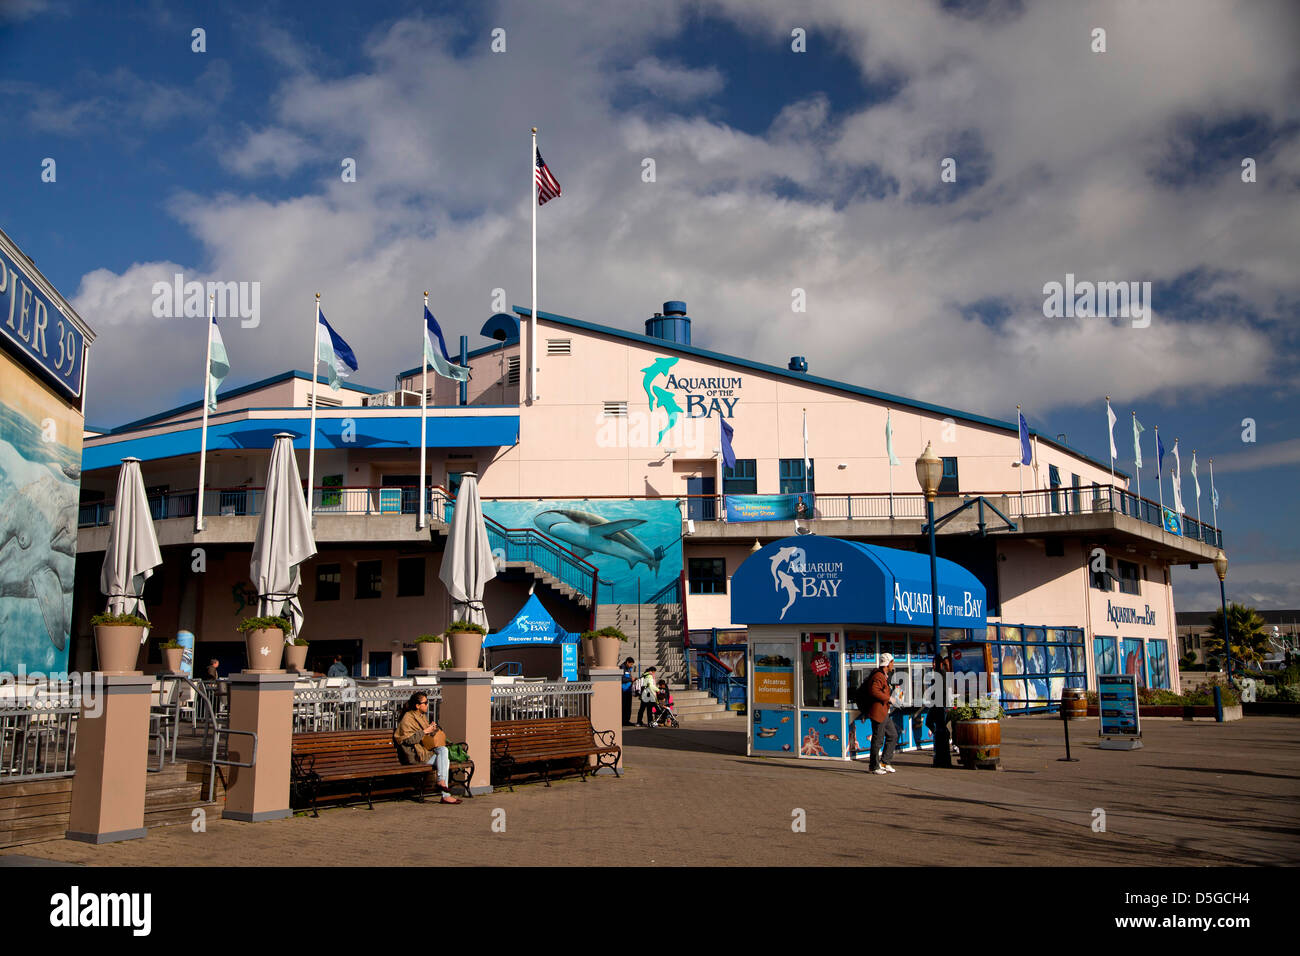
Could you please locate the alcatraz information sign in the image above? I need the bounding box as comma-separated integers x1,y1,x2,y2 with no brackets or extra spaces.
0,246,84,399
1098,673,1140,738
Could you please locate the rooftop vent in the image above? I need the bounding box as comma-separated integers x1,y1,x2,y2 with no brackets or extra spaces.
645,300,691,345
788,356,808,373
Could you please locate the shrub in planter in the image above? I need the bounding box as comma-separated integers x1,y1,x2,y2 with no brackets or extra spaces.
237,615,292,671
415,634,445,670
446,620,487,669
592,626,628,667
160,639,184,674
285,636,309,672
90,612,150,674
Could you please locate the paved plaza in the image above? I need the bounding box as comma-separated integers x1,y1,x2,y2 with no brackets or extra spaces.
2,717,1296,867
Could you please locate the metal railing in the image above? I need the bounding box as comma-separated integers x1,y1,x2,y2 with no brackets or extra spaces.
0,697,78,781
688,651,746,712
490,681,592,721
292,682,441,734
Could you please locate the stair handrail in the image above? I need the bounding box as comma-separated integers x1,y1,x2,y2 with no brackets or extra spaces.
692,650,745,711
158,674,255,802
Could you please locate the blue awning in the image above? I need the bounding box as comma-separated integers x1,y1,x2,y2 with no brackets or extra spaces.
730,536,986,629
484,593,578,647
82,414,520,471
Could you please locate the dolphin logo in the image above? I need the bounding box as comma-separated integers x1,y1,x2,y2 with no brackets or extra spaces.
534,509,665,574
0,440,77,651
768,546,805,621
640,357,681,445
639,357,678,409
651,387,683,444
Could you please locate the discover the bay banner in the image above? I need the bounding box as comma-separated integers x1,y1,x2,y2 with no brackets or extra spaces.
725,492,815,522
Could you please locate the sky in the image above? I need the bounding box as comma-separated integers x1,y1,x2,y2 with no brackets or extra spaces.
1,0,1297,610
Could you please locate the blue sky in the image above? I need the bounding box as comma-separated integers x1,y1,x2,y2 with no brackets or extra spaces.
2,0,1297,609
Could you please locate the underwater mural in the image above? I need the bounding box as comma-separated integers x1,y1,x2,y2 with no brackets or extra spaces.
0,352,83,674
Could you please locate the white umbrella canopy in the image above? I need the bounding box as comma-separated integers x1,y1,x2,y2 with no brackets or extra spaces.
100,458,163,641
438,472,497,631
250,434,317,638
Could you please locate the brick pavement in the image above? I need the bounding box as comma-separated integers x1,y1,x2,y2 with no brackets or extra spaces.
2,717,1296,867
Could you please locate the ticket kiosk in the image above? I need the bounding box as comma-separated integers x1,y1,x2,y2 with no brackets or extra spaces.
732,536,987,761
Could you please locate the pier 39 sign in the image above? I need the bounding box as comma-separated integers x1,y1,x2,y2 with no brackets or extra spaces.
731,537,987,630
0,247,84,399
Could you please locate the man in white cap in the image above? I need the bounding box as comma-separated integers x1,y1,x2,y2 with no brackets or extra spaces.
855,652,899,774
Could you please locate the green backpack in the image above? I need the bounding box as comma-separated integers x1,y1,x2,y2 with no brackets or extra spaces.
447,743,469,763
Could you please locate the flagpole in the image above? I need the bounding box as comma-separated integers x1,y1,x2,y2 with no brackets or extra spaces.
419,292,429,531
1155,424,1164,515
308,293,320,516
1016,404,1024,513
1106,396,1115,488
530,126,538,405
1194,449,1202,529
1132,411,1142,502
888,411,894,520
1210,457,1218,530
196,293,214,532
802,408,809,494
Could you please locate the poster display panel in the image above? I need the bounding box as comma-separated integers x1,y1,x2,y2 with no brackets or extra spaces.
1098,673,1141,737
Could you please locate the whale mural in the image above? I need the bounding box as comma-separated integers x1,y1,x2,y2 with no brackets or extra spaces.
0,371,83,674
479,498,682,605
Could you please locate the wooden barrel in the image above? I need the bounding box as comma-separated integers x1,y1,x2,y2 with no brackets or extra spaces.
1061,688,1087,720
952,718,1001,769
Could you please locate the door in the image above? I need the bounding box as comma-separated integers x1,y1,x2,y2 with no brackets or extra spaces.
686,475,716,521
749,635,798,755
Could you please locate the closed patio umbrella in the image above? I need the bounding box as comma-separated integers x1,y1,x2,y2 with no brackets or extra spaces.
438,472,497,631
100,457,163,640
250,433,317,638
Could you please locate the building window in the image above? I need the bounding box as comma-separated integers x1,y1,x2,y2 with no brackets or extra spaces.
939,457,959,495
316,563,341,602
779,459,815,494
1071,474,1082,514
1091,557,1115,591
397,557,425,598
1092,482,1103,511
688,558,727,595
723,459,756,494
355,560,383,599
1117,559,1140,596
1049,465,1062,513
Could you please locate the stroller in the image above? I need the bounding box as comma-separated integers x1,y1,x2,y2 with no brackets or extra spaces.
649,686,680,728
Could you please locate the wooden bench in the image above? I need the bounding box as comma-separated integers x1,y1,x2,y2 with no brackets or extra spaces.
291,729,474,817
490,717,621,791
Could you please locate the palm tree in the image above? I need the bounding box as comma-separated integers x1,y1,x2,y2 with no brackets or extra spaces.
1205,603,1271,667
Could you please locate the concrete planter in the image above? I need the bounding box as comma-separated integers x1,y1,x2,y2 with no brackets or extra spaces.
162,646,184,673
416,640,443,671
448,631,484,670
593,636,623,668
581,637,595,666
94,625,144,675
244,628,285,673
284,644,308,673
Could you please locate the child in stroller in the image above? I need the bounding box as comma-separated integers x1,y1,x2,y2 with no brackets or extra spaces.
649,682,679,728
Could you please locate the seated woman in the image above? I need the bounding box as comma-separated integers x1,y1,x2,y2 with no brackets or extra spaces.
393,691,461,804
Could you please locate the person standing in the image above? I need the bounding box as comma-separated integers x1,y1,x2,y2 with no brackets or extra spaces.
856,652,899,774
928,652,954,769
621,657,637,726
636,666,659,727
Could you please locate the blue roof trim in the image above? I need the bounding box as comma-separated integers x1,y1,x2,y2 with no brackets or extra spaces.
93,404,517,438
113,371,382,432
83,414,520,471
515,306,1126,478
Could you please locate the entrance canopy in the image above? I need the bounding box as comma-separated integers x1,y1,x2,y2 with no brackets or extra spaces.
483,593,578,647
731,536,986,629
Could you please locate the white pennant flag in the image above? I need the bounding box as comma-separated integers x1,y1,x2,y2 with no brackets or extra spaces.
1191,452,1201,503
1106,400,1117,461
1171,440,1184,514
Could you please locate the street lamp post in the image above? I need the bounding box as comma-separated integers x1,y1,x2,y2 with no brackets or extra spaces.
1213,549,1230,683
915,442,949,768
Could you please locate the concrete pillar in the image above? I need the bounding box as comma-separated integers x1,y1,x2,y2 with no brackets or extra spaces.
66,675,153,844
581,667,623,772
222,672,296,822
437,670,493,795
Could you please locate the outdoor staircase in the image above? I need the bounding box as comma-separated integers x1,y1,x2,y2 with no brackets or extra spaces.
0,762,220,849
596,602,686,683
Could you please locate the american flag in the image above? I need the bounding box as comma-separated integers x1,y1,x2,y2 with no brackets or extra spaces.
535,149,562,205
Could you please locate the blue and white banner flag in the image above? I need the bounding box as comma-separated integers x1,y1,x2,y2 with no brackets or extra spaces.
720,417,736,470
207,318,229,412
424,307,470,382
1017,411,1033,466
886,409,900,466
316,309,358,390
1132,414,1145,469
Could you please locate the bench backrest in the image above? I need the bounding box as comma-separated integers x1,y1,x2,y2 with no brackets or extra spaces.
490,717,604,755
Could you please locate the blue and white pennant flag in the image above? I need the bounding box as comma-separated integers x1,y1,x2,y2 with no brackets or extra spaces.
316,309,358,390
424,307,470,382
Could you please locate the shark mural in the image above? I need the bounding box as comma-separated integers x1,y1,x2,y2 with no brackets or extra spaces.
480,498,683,605
0,380,83,674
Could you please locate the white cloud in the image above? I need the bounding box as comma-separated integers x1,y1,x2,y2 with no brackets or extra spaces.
621,57,725,100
